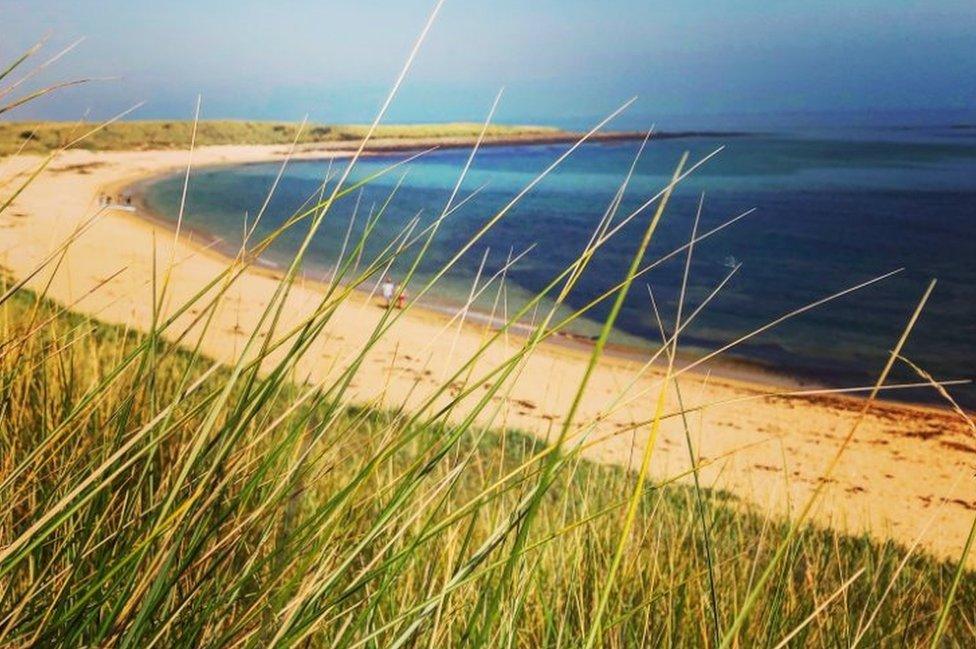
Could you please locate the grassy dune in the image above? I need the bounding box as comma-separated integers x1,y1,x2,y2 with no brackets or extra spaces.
2,274,974,647
0,120,562,155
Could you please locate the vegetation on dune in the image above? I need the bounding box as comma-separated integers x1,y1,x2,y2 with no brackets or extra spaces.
3,24,976,649
2,274,975,647
0,120,562,155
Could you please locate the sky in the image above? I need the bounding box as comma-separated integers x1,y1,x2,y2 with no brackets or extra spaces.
2,0,975,129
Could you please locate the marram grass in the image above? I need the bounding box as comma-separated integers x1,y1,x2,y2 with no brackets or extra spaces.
1,274,974,648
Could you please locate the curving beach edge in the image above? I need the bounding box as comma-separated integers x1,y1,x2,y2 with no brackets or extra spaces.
2,139,974,565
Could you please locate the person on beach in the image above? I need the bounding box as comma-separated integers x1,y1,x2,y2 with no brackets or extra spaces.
380,276,395,307
396,282,407,309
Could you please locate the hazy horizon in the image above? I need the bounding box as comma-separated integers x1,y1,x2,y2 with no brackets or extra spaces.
3,1,975,130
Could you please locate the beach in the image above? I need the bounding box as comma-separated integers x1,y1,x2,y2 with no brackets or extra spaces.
2,141,974,565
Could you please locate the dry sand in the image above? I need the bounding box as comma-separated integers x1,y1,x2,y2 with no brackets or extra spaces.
1,143,974,565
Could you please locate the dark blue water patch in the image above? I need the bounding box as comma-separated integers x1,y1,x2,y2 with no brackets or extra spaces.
140,134,976,408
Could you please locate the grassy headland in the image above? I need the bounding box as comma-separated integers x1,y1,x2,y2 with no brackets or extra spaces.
0,119,750,155
1,120,564,155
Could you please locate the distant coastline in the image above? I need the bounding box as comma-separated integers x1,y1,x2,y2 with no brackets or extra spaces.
285,129,755,154
0,119,753,156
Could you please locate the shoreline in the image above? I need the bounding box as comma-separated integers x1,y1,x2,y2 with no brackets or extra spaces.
126,166,817,399
2,141,974,565
111,143,976,424
123,146,961,415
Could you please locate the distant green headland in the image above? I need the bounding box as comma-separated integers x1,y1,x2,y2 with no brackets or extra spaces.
0,119,750,155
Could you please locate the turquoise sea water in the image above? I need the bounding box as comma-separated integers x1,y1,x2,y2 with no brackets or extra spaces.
140,127,976,407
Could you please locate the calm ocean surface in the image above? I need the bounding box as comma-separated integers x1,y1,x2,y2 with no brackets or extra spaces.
140,127,976,407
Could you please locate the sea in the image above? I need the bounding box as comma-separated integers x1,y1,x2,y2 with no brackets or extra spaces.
138,121,976,408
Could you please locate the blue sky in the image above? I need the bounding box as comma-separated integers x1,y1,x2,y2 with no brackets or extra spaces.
3,0,974,128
